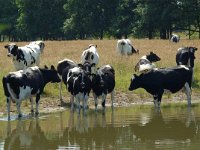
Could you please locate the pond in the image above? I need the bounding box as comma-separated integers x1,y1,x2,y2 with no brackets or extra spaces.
0,105,200,150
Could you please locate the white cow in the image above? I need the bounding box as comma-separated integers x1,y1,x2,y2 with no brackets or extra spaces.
4,41,45,70
171,34,180,43
116,39,139,55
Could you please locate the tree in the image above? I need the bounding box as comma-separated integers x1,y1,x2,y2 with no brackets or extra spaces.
16,0,66,41
0,0,18,41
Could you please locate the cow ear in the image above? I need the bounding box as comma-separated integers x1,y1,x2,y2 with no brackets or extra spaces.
133,74,138,78
78,63,83,68
51,65,55,70
44,65,48,69
150,51,154,54
4,45,8,49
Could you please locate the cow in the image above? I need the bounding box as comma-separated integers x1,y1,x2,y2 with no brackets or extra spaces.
57,59,77,102
57,59,95,102
129,65,192,109
135,51,161,73
176,46,198,80
81,44,99,66
171,34,180,43
91,65,115,111
67,67,92,113
116,39,139,55
2,65,61,120
4,41,45,70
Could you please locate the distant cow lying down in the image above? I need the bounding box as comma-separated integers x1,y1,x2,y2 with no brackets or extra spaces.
4,41,45,70
135,52,161,73
116,39,139,55
2,65,61,119
129,65,192,108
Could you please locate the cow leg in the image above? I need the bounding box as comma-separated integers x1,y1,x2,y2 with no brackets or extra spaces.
70,95,75,111
35,94,40,115
7,97,11,120
102,94,106,112
30,97,34,113
111,90,115,110
184,82,192,106
157,91,164,109
83,94,89,110
153,95,158,109
59,81,63,102
93,93,98,111
83,94,89,115
75,95,81,114
16,101,22,118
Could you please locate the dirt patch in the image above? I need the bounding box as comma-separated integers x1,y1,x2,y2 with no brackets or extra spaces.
1,91,200,117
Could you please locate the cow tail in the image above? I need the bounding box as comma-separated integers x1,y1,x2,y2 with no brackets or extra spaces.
188,67,193,87
2,77,10,97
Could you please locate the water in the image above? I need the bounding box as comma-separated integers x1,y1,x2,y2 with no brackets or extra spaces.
0,105,200,150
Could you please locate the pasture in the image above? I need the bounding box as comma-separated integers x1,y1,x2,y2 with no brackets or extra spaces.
0,39,200,110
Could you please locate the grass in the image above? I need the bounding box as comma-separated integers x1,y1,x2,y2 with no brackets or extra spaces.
0,39,200,108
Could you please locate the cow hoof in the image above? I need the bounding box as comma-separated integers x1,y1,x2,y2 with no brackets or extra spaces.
35,112,39,116
31,109,34,113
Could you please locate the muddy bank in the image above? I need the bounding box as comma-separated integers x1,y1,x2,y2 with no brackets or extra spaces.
1,91,200,117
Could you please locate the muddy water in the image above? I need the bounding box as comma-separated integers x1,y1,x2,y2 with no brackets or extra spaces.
0,105,200,150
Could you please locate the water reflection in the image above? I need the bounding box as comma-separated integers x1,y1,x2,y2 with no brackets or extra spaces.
1,106,200,149
4,118,49,150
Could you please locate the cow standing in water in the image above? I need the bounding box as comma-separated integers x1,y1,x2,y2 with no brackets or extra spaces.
91,65,115,111
67,67,92,113
2,65,61,120
129,65,192,109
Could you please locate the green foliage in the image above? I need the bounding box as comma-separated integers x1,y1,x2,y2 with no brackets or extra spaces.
1,0,200,40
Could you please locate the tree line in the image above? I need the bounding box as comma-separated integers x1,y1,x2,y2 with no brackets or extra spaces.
0,0,200,41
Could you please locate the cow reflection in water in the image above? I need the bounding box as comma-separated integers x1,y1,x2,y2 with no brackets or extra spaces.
4,119,49,150
60,111,117,149
131,109,197,143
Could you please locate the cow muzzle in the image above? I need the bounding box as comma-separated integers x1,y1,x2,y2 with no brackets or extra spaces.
7,53,11,57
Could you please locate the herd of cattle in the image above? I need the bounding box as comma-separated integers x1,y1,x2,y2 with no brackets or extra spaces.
2,38,198,119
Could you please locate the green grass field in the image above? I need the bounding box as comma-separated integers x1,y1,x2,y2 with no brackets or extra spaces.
0,39,200,107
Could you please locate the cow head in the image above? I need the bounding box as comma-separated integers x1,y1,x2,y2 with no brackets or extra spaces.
129,74,141,91
4,43,18,57
42,65,61,83
187,47,197,68
146,52,161,62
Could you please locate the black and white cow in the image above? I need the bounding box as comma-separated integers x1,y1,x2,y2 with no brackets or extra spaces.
81,44,99,66
171,34,180,43
67,67,92,112
176,46,198,80
2,65,61,119
129,65,192,108
57,59,77,101
135,51,161,73
4,41,45,70
91,65,115,111
57,59,95,102
116,39,139,55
